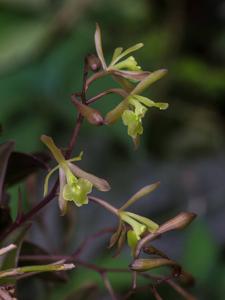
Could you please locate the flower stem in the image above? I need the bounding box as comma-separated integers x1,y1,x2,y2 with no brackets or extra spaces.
85,70,108,91
87,88,128,105
88,196,119,216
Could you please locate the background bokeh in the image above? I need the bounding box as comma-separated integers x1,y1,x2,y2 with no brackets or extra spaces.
0,0,225,299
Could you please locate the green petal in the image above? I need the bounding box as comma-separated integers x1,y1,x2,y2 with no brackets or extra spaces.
113,56,141,71
120,182,160,211
120,212,146,239
43,164,60,196
134,95,168,110
129,97,147,116
110,47,123,65
62,179,92,207
110,43,143,66
78,178,93,194
122,110,143,138
41,135,66,166
131,69,167,96
125,212,159,233
127,230,139,256
122,110,136,126
65,168,78,186
67,151,83,163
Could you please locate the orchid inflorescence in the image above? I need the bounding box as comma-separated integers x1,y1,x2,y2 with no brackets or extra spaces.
38,24,196,299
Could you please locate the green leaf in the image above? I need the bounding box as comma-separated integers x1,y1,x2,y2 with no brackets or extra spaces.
135,95,169,110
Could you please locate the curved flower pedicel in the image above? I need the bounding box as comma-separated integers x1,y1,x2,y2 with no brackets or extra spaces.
41,135,110,215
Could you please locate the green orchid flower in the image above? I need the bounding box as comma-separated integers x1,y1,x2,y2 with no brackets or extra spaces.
94,23,150,82
122,94,168,142
105,70,169,145
94,24,168,145
41,135,110,215
109,182,160,256
120,211,159,255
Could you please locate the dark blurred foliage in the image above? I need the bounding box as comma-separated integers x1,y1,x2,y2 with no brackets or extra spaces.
0,0,225,299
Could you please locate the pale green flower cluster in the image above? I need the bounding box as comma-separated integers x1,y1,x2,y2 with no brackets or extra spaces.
94,24,169,143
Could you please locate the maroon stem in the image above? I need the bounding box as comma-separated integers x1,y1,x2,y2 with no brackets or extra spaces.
81,56,89,103
87,88,127,105
65,111,83,159
88,196,119,216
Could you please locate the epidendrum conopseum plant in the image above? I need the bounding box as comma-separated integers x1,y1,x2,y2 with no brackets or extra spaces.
0,24,197,300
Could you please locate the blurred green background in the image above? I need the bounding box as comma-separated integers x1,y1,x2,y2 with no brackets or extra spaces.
0,0,225,299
